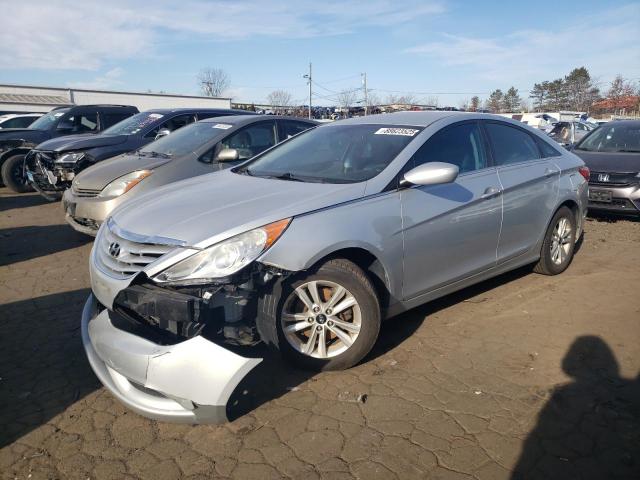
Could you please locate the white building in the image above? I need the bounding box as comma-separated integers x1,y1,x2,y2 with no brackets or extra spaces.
0,84,231,114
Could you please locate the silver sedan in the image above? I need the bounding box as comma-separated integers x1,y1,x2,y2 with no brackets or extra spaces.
82,111,589,423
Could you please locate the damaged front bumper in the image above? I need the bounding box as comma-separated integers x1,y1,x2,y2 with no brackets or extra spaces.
81,293,262,423
25,150,75,200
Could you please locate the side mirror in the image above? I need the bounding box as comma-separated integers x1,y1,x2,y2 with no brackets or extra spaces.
402,162,459,187
155,128,171,140
216,148,240,162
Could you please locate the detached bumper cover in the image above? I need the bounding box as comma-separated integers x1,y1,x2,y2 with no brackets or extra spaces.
81,294,262,423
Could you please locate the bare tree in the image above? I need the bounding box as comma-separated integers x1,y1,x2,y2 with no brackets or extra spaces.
197,68,230,97
425,96,439,108
385,93,417,106
337,89,359,111
266,90,293,114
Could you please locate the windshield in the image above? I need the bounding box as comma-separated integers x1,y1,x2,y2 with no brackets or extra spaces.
575,123,640,153
28,109,70,130
242,124,422,183
139,121,228,157
102,112,165,136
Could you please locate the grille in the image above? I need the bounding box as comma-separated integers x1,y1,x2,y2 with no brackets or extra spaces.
589,171,638,187
72,184,101,197
96,222,175,279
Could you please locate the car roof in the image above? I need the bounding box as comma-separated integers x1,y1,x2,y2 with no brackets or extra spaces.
143,108,252,115
200,115,319,126
327,111,526,127
606,119,640,126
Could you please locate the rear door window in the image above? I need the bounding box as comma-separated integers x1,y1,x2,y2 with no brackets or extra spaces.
485,122,540,166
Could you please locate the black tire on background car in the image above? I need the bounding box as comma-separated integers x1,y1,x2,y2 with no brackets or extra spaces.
534,206,576,275
257,258,381,371
1,154,33,193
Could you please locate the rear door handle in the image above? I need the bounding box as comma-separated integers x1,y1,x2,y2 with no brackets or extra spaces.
481,186,502,199
545,167,560,177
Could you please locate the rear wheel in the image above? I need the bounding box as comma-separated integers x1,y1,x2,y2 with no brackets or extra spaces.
1,154,33,193
257,258,381,371
534,206,576,275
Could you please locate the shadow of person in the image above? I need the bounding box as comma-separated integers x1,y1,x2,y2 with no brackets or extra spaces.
512,336,640,479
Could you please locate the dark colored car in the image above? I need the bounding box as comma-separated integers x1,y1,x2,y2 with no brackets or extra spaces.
25,108,252,200
0,104,138,192
572,120,640,215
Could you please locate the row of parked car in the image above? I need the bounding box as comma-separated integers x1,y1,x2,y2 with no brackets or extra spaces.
2,103,637,424
0,104,318,234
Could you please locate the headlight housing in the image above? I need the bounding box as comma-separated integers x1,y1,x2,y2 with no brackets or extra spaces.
55,152,85,164
153,218,291,284
99,170,152,198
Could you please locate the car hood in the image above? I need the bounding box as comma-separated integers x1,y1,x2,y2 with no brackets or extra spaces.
0,128,49,145
37,134,128,152
112,169,366,247
74,154,171,191
574,150,640,173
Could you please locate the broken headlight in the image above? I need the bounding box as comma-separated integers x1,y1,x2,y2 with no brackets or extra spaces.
153,218,291,284
55,152,85,164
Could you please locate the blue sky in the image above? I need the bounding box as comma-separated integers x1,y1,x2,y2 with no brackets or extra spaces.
0,0,638,107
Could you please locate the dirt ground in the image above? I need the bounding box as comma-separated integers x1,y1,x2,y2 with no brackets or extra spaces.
1,187,639,480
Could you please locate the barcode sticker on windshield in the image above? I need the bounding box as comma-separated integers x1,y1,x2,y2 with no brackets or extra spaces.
212,123,233,129
374,128,419,136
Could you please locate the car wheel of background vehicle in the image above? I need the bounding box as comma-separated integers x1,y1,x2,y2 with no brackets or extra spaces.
533,206,576,275
1,154,33,193
257,258,381,371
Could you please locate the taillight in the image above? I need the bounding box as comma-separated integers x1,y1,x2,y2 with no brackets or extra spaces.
578,166,590,181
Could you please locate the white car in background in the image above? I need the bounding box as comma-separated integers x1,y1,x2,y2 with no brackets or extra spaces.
0,113,43,129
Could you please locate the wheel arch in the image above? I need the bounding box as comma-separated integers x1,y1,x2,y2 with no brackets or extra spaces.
303,245,394,312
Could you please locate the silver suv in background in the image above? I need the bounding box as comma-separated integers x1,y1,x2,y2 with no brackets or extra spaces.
82,111,588,423
62,115,317,235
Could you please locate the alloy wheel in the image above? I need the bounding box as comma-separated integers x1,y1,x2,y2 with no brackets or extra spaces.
281,280,362,359
550,217,572,265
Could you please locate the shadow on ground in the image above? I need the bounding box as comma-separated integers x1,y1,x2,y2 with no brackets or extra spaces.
0,224,91,266
511,336,640,479
227,264,535,421
0,288,97,448
0,191,52,213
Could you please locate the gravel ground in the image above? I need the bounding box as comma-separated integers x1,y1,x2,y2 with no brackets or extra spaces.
1,188,639,480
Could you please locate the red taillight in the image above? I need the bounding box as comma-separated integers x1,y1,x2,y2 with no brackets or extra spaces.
578,166,590,181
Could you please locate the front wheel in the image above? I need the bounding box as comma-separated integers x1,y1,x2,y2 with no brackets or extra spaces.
1,154,33,193
534,206,576,275
257,258,381,371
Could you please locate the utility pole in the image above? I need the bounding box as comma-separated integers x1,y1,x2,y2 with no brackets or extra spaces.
362,72,368,116
303,63,312,119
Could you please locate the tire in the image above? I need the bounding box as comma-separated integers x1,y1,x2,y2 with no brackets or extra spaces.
533,206,576,275
1,154,33,193
257,258,381,371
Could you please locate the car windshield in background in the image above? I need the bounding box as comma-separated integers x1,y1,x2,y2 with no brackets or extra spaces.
138,122,227,157
242,124,422,183
28,109,70,130
102,112,164,136
575,123,640,153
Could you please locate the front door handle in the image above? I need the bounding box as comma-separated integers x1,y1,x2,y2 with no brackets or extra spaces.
481,186,502,199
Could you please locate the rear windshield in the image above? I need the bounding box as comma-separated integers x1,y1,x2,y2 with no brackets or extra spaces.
102,112,165,136
28,109,70,130
139,122,227,157
575,123,640,153
242,124,422,183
